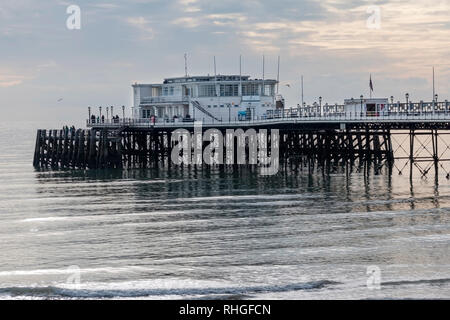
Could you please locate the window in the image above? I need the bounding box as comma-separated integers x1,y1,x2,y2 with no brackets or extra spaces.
169,87,174,95
208,105,211,108
162,87,169,96
198,85,216,97
242,84,260,96
220,105,224,108
142,109,153,118
264,84,274,96
220,84,239,96
213,105,217,108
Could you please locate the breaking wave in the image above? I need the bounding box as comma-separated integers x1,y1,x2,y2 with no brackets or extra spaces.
0,280,339,299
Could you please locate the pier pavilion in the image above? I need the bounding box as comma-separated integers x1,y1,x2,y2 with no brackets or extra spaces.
132,75,279,122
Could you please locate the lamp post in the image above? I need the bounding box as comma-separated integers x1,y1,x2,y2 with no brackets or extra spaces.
405,93,409,114
319,96,322,116
390,96,394,104
360,95,364,112
106,106,109,120
228,104,231,122
111,106,114,118
88,107,91,123
122,105,125,119
99,106,102,119
434,94,438,115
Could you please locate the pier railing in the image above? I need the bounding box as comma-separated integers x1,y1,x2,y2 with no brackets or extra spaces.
87,106,450,129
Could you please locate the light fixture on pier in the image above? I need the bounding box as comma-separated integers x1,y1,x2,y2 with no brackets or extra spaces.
111,106,114,118
88,107,91,120
435,94,438,102
122,105,125,119
360,95,363,109
405,93,409,105
319,97,322,107
390,96,394,104
99,106,102,118
106,106,109,120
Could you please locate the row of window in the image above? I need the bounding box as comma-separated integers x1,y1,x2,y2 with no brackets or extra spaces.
197,84,274,97
207,104,240,108
205,104,272,108
154,84,275,97
162,86,175,96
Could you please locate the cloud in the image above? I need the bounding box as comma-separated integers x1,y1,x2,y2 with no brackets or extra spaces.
0,61,57,88
0,73,28,87
91,3,120,9
125,16,155,39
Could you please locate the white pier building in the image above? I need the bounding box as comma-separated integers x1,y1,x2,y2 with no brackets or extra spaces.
132,75,280,122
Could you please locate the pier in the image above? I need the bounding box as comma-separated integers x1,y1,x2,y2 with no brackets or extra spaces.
33,100,450,178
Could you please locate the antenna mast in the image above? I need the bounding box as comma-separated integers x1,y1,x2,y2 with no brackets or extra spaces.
276,56,280,94
262,55,265,96
214,56,217,96
433,66,435,101
301,75,304,106
239,55,242,95
184,53,188,77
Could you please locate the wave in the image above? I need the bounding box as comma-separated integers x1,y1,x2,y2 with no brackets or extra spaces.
0,280,339,299
382,278,450,287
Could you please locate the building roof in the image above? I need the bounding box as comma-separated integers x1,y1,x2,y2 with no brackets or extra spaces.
133,75,277,87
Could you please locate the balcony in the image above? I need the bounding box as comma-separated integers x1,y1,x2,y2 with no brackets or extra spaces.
140,95,190,104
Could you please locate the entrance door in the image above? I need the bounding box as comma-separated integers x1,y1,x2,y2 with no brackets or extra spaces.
366,104,376,116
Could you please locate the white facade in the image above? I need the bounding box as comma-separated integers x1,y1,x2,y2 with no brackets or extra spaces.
344,98,389,116
132,75,279,122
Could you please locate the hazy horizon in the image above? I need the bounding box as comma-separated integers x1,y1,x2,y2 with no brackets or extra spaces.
1,0,449,124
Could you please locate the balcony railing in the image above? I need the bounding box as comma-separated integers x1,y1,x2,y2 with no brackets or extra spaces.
86,101,450,128
140,96,190,104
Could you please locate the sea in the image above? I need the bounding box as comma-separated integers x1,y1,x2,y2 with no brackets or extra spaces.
0,121,449,299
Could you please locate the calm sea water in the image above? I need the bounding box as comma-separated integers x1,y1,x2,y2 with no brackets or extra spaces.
0,121,449,299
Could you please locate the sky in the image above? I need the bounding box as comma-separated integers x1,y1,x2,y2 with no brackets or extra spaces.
0,0,449,124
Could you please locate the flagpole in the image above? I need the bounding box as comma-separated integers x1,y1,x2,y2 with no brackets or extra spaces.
433,66,435,101
301,75,304,107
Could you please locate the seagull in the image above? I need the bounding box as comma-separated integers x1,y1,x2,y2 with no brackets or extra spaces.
285,84,291,88
57,98,63,102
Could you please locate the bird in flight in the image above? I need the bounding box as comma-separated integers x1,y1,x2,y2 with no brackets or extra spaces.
285,84,291,88
57,98,63,102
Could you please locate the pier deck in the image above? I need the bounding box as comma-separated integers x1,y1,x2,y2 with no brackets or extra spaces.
34,101,450,177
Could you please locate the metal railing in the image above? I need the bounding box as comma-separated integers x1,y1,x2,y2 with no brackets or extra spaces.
86,101,450,128
140,96,190,104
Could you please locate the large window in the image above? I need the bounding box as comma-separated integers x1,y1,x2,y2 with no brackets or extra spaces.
242,84,260,96
220,84,239,97
264,84,274,96
198,85,216,97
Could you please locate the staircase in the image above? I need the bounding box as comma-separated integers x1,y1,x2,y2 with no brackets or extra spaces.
110,126,129,141
191,100,222,122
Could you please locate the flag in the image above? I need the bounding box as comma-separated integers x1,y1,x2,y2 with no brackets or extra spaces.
369,75,374,92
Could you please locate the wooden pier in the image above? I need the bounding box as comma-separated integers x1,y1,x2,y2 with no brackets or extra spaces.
33,126,394,171
33,107,450,177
